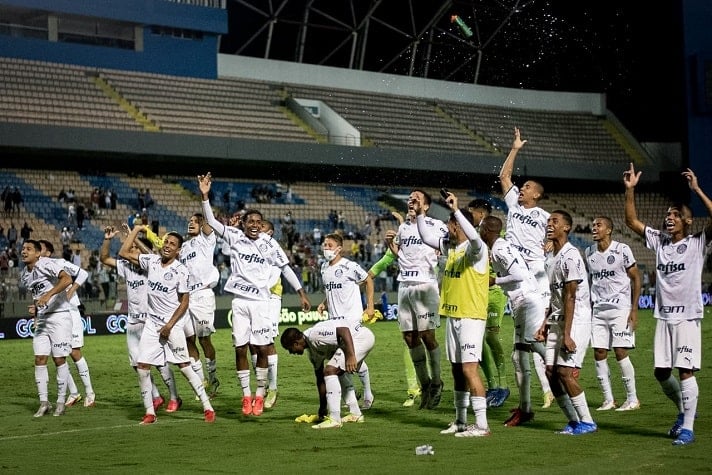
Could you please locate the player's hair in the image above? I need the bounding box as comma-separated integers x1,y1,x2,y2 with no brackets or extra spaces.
38,239,54,254
450,208,476,227
529,180,545,198
280,327,303,350
241,209,263,223
669,202,693,218
411,189,432,206
481,216,503,234
191,213,204,222
324,233,343,246
164,231,184,246
467,199,492,214
24,239,42,252
552,210,573,229
262,219,275,232
594,215,614,231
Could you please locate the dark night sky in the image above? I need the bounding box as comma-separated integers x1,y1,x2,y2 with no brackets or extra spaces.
221,0,686,143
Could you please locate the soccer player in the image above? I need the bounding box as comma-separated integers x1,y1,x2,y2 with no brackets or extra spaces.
280,319,375,429
318,233,376,409
198,172,311,416
585,216,641,411
478,216,546,426
418,191,490,437
119,225,215,425
468,199,509,408
37,240,95,411
100,226,180,412
22,239,73,417
180,213,221,397
538,210,596,435
386,189,445,409
499,127,554,409
624,164,710,446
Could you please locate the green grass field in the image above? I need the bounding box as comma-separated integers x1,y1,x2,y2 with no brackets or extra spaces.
1,309,710,474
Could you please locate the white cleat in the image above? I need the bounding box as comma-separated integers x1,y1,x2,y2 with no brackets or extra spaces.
596,400,617,411
34,402,52,418
615,400,641,411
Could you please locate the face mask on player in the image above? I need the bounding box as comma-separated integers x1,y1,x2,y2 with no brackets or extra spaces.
323,248,340,262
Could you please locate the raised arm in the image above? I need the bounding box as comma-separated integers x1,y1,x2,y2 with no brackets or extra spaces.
100,226,120,268
623,163,645,237
683,168,712,242
499,127,527,195
118,224,145,266
198,172,227,237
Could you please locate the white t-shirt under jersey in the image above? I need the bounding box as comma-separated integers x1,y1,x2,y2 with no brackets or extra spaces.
585,240,636,311
394,217,447,283
546,241,591,324
504,185,549,263
645,227,706,321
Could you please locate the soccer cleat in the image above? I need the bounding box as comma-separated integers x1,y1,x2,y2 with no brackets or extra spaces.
139,414,157,425
672,429,695,446
294,414,320,423
426,381,444,409
615,400,641,411
166,398,183,413
209,377,220,398
571,421,598,435
204,409,216,423
557,421,579,435
403,388,421,407
53,403,66,417
264,389,278,409
242,396,253,416
491,388,511,408
152,396,165,411
504,408,534,427
33,402,51,418
65,394,82,407
596,400,617,411
542,391,555,409
361,396,374,410
312,417,343,429
485,389,497,407
440,421,467,434
418,383,431,409
454,425,491,438
668,413,685,438
341,413,365,423
83,393,96,408
252,396,265,416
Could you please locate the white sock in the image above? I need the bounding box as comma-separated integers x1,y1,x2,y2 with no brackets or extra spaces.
454,390,470,425
190,357,205,382
149,373,161,399
340,373,361,416
237,369,252,397
556,394,579,422
138,368,155,415
267,354,278,391
409,344,430,389
325,374,342,422
181,366,213,411
66,367,79,397
255,367,268,397
570,392,594,424
515,350,532,412
35,365,49,402
680,376,698,431
618,356,637,402
470,395,488,429
158,365,179,400
532,351,550,393
428,347,442,385
56,363,70,404
75,357,94,396
357,361,373,401
595,359,614,402
659,375,683,413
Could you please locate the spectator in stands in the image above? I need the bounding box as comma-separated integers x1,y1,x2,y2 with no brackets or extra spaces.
91,188,101,214
3,187,12,216
20,222,33,243
65,189,75,203
110,189,117,209
145,189,154,208
60,227,73,248
72,249,82,269
104,189,112,210
0,250,9,277
328,209,338,231
57,188,67,203
67,202,77,226
11,187,22,214
137,189,145,209
76,203,86,230
337,211,345,231
280,211,296,249
7,223,18,249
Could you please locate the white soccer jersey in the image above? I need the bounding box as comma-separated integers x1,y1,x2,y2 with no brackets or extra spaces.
180,231,219,292
138,254,190,320
21,256,72,315
490,237,538,296
222,227,290,301
645,227,706,321
546,242,591,324
321,257,368,324
394,218,447,283
53,258,83,307
304,319,373,368
116,258,148,315
585,241,636,311
503,185,550,262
